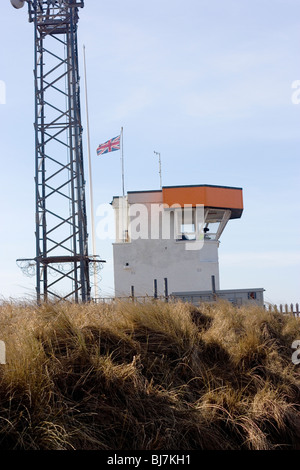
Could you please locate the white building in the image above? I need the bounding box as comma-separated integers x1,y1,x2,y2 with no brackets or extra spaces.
112,184,264,305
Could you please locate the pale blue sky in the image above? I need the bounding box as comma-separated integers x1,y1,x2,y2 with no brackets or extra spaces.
0,0,299,304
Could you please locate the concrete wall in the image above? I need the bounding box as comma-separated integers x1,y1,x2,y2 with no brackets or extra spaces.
113,238,220,297
172,288,265,306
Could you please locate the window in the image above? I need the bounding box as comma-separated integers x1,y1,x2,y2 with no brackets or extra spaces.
176,208,196,240
248,292,257,300
203,222,221,240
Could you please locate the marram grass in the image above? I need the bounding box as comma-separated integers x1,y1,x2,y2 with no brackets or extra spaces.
0,299,300,450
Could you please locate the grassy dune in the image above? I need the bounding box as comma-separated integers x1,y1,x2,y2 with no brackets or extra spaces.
0,299,300,450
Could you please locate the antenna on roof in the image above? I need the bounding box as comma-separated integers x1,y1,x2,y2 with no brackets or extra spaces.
154,151,162,189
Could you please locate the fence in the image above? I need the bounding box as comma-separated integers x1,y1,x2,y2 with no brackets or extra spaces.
94,295,171,304
264,303,300,316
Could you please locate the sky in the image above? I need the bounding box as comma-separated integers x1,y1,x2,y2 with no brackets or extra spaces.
0,0,299,305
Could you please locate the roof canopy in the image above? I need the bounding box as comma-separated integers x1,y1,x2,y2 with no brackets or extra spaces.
118,184,244,220
162,185,243,219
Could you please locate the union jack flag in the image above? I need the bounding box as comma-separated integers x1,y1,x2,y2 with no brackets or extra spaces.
97,135,121,156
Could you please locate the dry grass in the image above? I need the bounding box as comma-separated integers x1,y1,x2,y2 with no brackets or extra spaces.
0,299,300,450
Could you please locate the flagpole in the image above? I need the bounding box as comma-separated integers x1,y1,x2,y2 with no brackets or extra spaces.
83,44,98,300
120,127,128,242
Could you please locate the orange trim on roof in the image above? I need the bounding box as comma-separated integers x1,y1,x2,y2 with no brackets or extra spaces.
162,185,243,211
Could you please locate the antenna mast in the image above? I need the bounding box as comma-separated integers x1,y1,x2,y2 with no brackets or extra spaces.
154,151,162,189
15,0,100,302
